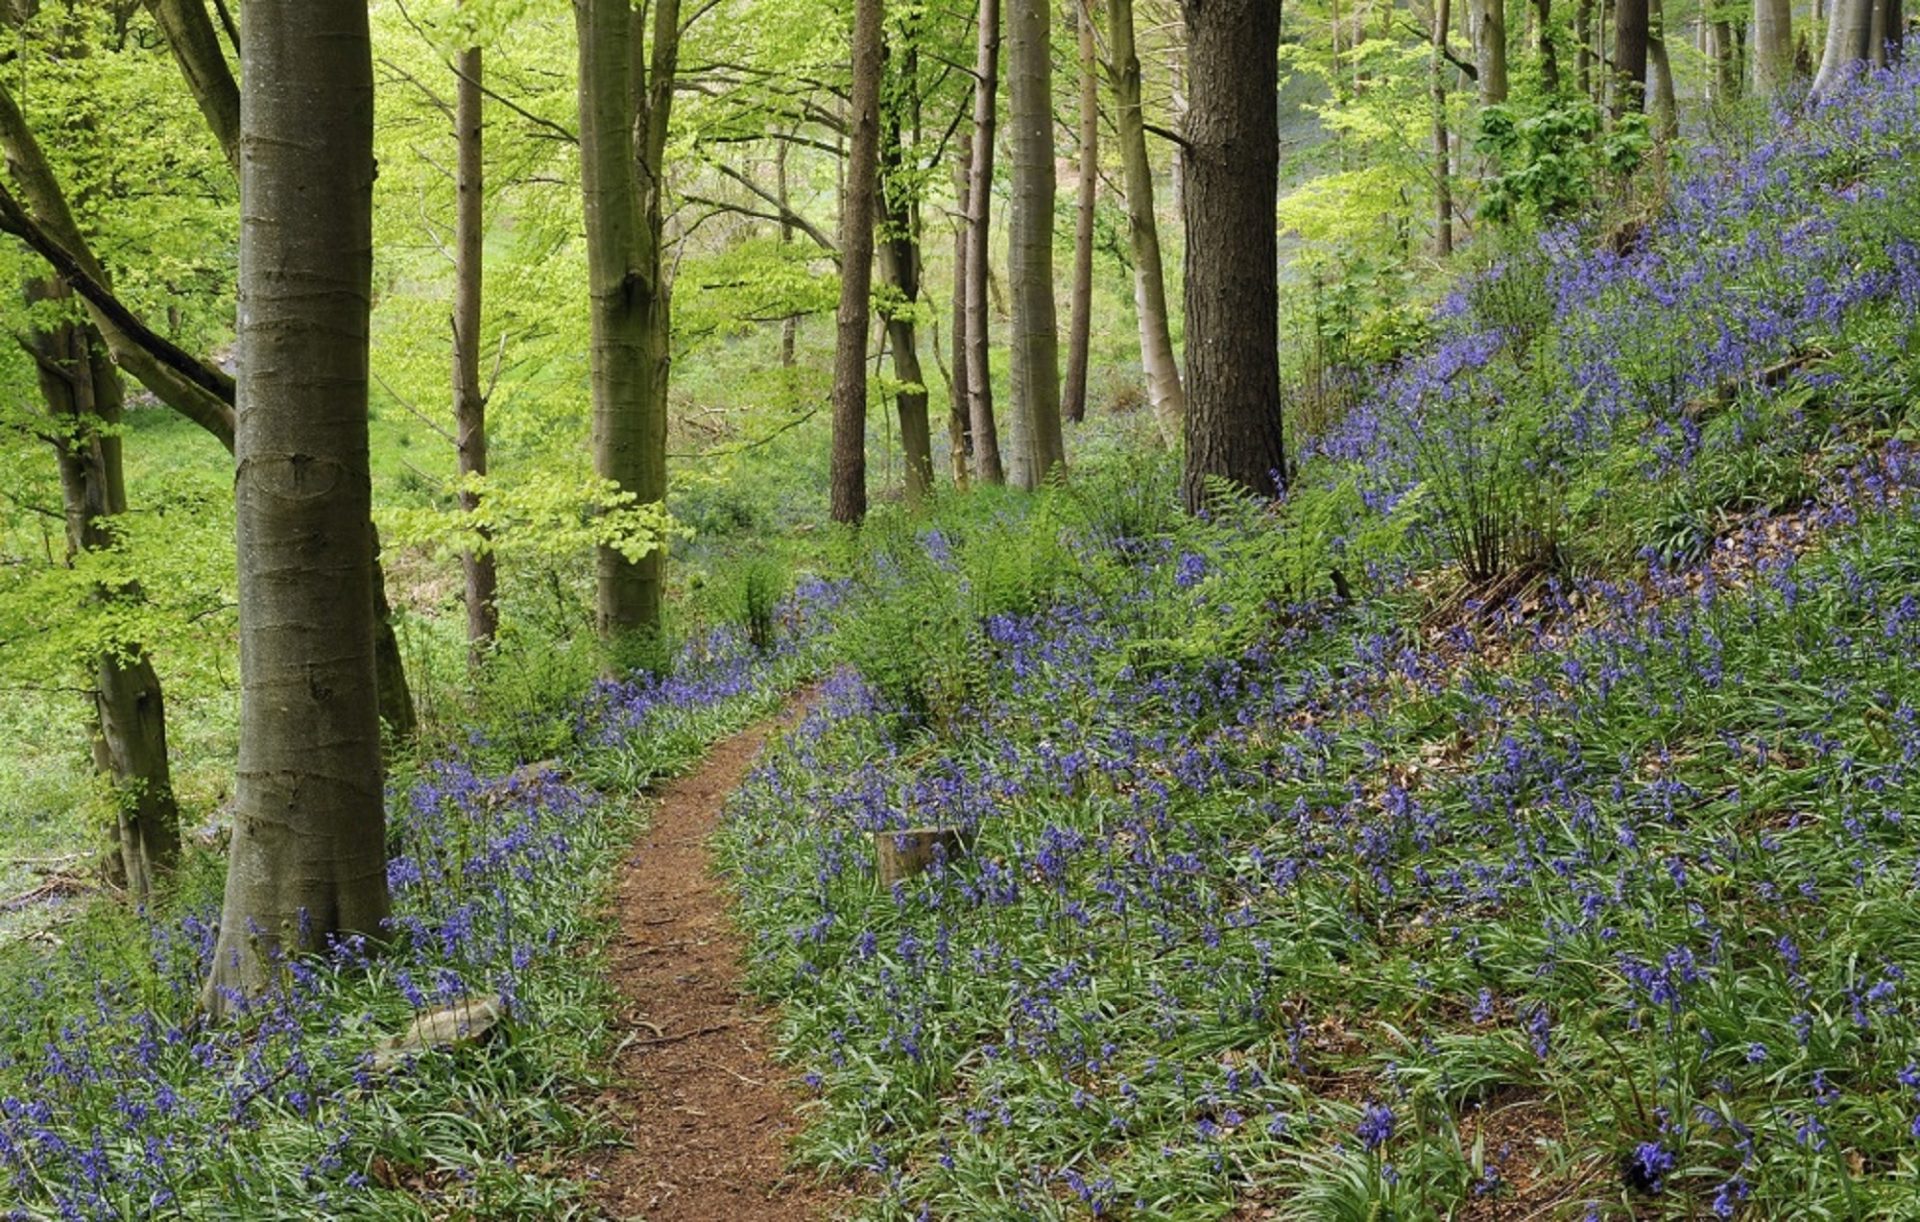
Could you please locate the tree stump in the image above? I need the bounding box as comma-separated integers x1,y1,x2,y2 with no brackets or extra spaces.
874,826,974,886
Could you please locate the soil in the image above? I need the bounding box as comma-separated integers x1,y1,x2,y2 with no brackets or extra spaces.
586,694,848,1221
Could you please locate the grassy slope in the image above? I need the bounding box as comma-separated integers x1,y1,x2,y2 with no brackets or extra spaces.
717,66,1920,1220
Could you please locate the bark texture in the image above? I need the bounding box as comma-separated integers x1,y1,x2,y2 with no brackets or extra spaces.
453,42,497,665
1476,0,1510,102
1613,0,1649,113
1004,0,1065,489
1106,0,1185,442
829,0,884,523
1180,0,1285,512
963,0,1006,484
206,0,388,1014
575,0,677,637
1062,0,1098,425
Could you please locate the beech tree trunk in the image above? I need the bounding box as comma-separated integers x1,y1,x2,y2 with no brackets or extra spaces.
1576,0,1594,94
1004,0,1065,490
1180,0,1285,511
1752,0,1791,93
1477,0,1509,102
777,141,799,368
964,0,1006,485
576,0,677,640
1650,0,1679,136
1613,0,1649,113
1106,0,1185,442
948,128,973,487
453,42,497,667
28,288,181,904
1062,0,1098,425
878,44,935,506
205,0,388,1015
1433,0,1454,256
830,0,884,523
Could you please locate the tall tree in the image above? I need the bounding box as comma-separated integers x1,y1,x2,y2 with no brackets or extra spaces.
205,0,388,1014
878,34,935,505
1106,0,1185,441
1752,0,1793,94
25,280,182,903
575,0,679,640
1613,0,1649,113
947,127,974,487
963,0,1006,484
453,37,497,666
830,0,885,523
1180,0,1284,512
1004,0,1065,489
1062,0,1099,425
1432,0,1454,257
0,63,182,902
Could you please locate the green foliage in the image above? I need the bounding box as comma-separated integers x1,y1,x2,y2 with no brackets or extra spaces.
1478,102,1652,224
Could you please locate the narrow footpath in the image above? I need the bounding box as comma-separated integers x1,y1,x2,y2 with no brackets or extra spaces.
590,694,846,1221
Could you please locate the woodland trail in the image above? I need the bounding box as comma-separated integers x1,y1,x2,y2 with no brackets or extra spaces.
588,693,847,1221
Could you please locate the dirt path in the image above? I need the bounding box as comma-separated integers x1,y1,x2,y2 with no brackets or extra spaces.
589,695,846,1221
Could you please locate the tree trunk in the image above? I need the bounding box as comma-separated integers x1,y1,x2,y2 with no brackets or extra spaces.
1710,18,1740,99
1613,0,1649,113
453,42,497,668
775,141,800,368
1180,0,1285,512
1650,0,1679,137
1477,0,1510,102
1106,0,1185,442
1433,0,1453,257
1062,0,1098,425
1812,0,1872,93
142,0,240,170
30,291,182,904
1576,0,1594,94
205,0,388,1015
830,0,884,523
1752,0,1792,92
1005,0,1065,490
1535,0,1560,91
947,128,973,487
878,48,934,506
576,0,677,642
964,0,1006,485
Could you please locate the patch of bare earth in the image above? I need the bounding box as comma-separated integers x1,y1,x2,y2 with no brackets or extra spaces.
585,694,847,1221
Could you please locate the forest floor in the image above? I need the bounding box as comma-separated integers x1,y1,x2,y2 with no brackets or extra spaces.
586,689,847,1222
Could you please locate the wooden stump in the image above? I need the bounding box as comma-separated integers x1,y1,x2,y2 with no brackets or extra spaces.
874,826,974,886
